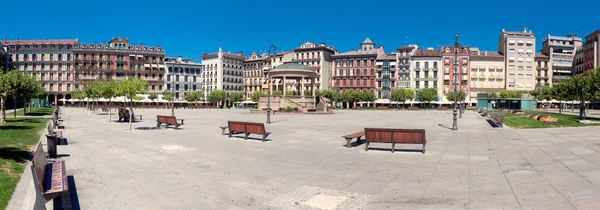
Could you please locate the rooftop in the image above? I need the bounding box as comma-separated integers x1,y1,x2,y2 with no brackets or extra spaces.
413,49,442,57
273,62,313,70
3,38,78,45
396,46,415,51
361,37,374,44
535,53,550,59
377,54,396,60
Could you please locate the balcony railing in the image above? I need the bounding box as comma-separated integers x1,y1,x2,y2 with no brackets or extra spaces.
112,76,127,80
80,76,98,80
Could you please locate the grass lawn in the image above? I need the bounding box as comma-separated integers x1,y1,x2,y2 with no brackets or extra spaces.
12,107,55,117
0,114,51,209
491,110,600,129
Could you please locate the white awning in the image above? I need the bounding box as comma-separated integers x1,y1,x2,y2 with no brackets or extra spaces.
137,55,144,58
129,54,136,57
144,64,151,67
158,64,165,68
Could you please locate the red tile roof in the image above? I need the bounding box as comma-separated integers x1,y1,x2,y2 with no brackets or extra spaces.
396,46,415,51
535,53,550,59
413,49,442,57
3,39,78,45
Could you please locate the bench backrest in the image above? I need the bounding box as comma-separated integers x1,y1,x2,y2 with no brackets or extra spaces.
492,113,504,122
165,116,178,124
245,122,266,134
364,128,426,144
32,143,48,192
228,121,246,133
157,115,169,123
47,123,53,134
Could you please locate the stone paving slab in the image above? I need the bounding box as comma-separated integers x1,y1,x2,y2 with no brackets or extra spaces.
7,108,600,210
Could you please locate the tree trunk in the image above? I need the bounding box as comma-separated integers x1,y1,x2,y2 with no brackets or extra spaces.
109,99,112,122
1,97,5,123
23,99,27,116
129,99,133,131
13,97,17,118
559,103,562,114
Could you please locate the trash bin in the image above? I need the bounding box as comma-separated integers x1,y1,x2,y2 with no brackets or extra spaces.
46,134,58,158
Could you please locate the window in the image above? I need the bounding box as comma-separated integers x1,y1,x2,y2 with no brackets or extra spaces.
377,81,382,88
416,82,420,88
526,66,532,71
508,82,515,87
526,74,532,79
176,75,180,81
517,74,524,79
167,84,171,90
424,81,429,88
509,48,515,53
508,74,515,79
175,84,180,90
509,65,515,70
433,62,438,69
415,71,420,78
415,62,420,69
424,62,429,69
518,66,523,70
433,81,438,88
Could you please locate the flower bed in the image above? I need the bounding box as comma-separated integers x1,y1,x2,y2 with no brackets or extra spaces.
529,114,558,122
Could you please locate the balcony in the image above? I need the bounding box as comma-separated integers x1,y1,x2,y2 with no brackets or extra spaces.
478,74,486,79
553,75,570,80
80,76,98,80
112,76,127,80
489,75,495,79
144,77,160,81
497,75,504,79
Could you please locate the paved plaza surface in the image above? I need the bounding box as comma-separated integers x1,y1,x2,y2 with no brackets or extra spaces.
9,108,600,210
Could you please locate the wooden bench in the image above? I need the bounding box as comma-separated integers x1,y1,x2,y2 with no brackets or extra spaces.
481,109,488,117
227,121,271,142
342,131,365,147
490,113,504,128
31,143,68,203
47,123,63,139
156,115,184,129
118,109,130,122
364,128,426,153
219,126,228,135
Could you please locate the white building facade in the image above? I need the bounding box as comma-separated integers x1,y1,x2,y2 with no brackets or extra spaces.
164,56,204,101
201,48,245,98
498,29,537,90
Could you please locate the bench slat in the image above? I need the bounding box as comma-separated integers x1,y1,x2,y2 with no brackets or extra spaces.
342,131,365,139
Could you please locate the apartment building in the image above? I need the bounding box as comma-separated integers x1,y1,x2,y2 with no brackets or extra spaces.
0,42,6,70
573,30,600,75
164,57,204,100
498,29,537,90
395,45,418,89
534,54,551,87
3,38,77,105
73,37,165,93
293,41,335,90
375,54,397,99
541,34,582,84
469,48,505,96
243,51,267,99
441,46,471,96
201,48,245,98
412,49,442,97
331,38,383,93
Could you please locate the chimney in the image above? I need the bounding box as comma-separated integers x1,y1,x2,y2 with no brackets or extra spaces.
238,52,243,56
101,41,105,46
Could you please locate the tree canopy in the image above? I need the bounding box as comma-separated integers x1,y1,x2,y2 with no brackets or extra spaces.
207,90,227,105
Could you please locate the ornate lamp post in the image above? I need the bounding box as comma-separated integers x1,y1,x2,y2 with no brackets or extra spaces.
452,31,459,130
266,45,277,124
171,59,178,117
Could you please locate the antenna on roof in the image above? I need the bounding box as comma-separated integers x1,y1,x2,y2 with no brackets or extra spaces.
522,17,528,32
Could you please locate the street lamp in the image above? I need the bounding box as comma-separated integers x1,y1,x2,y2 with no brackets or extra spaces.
266,45,277,124
452,31,459,130
171,59,179,117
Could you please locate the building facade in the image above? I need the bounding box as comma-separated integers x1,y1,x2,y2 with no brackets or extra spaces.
293,42,335,90
573,30,600,75
412,49,442,98
4,38,77,105
469,48,505,96
0,42,6,70
395,45,418,89
441,46,471,97
541,34,582,84
331,38,383,94
73,38,165,93
375,54,397,99
164,57,204,100
243,51,267,100
201,48,245,98
498,29,537,90
534,54,551,87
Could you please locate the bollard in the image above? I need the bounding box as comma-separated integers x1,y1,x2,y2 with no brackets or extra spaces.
46,134,58,158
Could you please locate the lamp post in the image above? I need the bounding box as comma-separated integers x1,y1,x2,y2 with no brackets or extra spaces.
266,44,277,124
452,31,459,130
171,59,178,117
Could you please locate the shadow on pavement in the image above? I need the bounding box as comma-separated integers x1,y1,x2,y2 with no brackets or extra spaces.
53,176,81,210
0,147,31,163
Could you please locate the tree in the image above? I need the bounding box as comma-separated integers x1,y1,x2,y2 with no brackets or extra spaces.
117,78,148,130
251,91,265,103
13,73,40,116
360,90,377,108
148,92,158,105
229,93,244,107
486,90,499,99
319,89,337,107
340,89,353,108
499,90,519,98
184,91,200,105
0,70,21,122
97,81,118,122
272,90,282,96
390,88,414,109
445,91,466,102
207,90,227,107
416,88,438,108
304,89,312,96
551,83,569,114
285,90,296,96
161,91,173,109
71,88,86,108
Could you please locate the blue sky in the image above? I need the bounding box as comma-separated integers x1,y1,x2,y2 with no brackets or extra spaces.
2,0,597,62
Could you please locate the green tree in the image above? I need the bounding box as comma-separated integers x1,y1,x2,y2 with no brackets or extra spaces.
486,90,499,99
304,89,312,96
499,90,519,98
117,78,148,130
229,92,244,107
207,90,227,107
272,90,282,96
251,91,265,103
161,91,173,109
13,73,40,116
416,88,438,108
184,91,200,105
445,91,466,102
360,90,377,108
71,88,87,108
390,88,414,109
148,92,158,105
0,70,22,122
340,89,353,108
285,90,296,96
98,80,118,122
